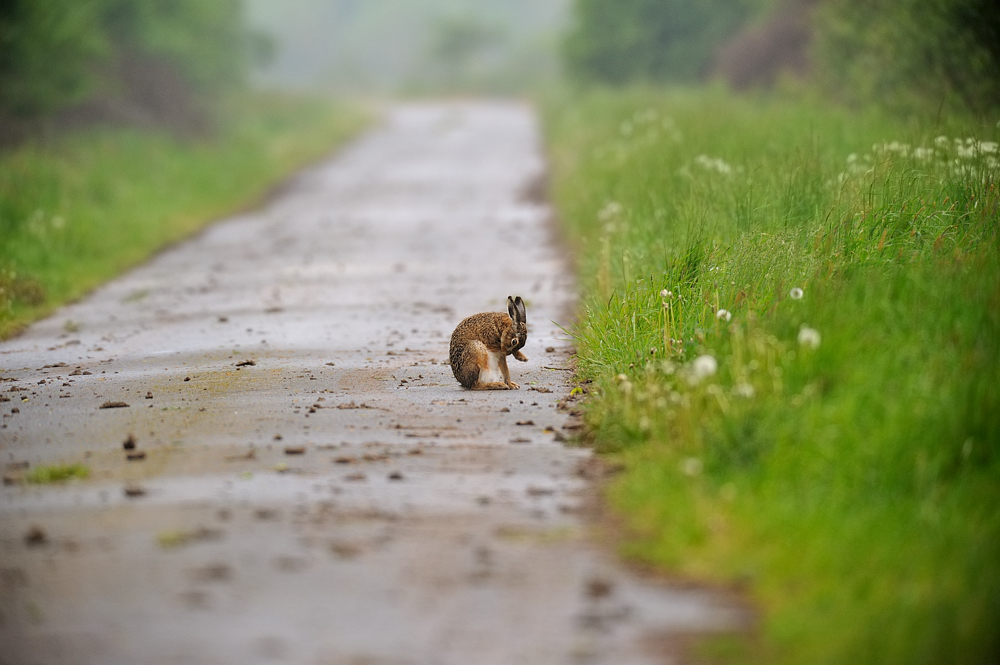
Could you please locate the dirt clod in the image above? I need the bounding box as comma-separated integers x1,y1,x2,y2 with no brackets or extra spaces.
100,401,129,409
24,526,47,546
388,471,404,481
516,420,535,426
329,542,362,559
124,483,147,498
585,577,615,599
284,445,306,455
123,434,136,450
337,401,374,410
126,451,147,461
192,563,232,583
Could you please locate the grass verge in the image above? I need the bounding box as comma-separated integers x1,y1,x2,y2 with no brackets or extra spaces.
542,87,999,664
0,94,370,339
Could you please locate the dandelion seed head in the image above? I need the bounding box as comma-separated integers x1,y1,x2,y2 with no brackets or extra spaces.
798,326,821,349
716,309,732,322
790,287,804,300
660,289,672,298
597,201,623,223
680,457,703,477
732,383,755,399
694,154,733,175
691,355,718,381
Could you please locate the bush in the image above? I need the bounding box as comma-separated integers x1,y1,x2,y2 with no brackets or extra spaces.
563,0,762,84
816,0,1000,114
0,0,250,127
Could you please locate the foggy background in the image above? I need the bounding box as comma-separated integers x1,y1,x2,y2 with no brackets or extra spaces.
245,0,570,95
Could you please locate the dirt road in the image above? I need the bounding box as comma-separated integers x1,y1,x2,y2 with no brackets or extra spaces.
0,102,738,665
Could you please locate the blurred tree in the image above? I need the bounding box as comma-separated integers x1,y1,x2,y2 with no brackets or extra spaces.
430,15,504,62
0,0,253,137
816,0,1000,114
0,1,106,116
563,0,761,84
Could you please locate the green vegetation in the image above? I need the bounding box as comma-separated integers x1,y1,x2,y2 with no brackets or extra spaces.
543,87,999,663
25,463,90,484
816,0,1000,115
563,0,761,84
564,0,1000,116
0,95,369,338
0,0,251,120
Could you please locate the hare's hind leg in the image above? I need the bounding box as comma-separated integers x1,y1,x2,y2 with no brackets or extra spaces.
472,381,510,390
472,348,511,390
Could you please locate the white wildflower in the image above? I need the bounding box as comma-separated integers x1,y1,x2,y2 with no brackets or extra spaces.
732,383,755,399
680,457,703,477
798,326,821,349
597,201,623,223
790,287,804,300
716,309,732,322
690,355,718,382
694,154,733,175
660,289,672,298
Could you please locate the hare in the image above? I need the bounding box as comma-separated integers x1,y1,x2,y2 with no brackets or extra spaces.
449,296,528,390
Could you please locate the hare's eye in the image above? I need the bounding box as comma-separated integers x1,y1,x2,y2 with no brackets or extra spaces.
511,337,519,345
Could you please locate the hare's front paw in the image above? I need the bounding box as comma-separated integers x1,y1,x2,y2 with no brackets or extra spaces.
513,350,528,362
507,381,520,390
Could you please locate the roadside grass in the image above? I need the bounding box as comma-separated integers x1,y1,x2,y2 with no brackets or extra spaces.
543,87,1000,664
0,94,370,339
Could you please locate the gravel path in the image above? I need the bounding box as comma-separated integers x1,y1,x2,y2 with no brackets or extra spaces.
0,102,739,665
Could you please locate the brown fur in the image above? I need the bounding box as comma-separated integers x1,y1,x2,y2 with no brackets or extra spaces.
449,296,528,390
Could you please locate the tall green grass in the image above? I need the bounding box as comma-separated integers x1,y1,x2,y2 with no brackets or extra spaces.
0,95,370,338
543,87,1000,664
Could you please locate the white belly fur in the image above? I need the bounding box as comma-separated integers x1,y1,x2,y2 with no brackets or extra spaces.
479,348,505,384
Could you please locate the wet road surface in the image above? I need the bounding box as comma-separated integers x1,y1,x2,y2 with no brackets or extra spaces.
0,102,740,665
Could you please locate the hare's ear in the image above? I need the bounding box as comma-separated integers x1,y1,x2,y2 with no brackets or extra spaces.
507,296,517,321
515,296,526,324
